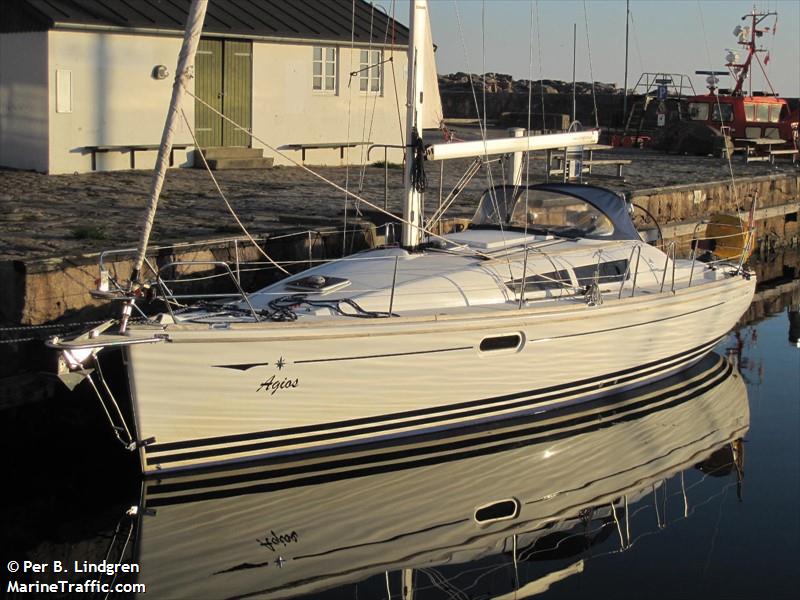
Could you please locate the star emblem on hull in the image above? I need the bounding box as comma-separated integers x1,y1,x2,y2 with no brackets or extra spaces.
276,356,286,370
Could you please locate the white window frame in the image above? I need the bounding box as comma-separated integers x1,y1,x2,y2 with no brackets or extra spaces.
359,49,383,94
312,46,337,94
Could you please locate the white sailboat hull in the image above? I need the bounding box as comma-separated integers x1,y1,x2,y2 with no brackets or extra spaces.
130,275,754,474
135,353,748,599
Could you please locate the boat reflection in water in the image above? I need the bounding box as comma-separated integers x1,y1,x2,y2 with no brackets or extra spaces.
127,353,748,599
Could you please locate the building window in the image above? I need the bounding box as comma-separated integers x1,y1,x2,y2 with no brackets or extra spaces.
313,47,336,92
359,49,382,93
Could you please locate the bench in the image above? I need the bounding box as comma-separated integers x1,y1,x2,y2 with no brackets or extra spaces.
549,156,631,180
83,144,192,171
583,159,632,177
278,141,372,162
769,148,799,165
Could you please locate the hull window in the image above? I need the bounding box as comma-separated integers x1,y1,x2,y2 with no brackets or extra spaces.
474,498,521,524
479,334,523,352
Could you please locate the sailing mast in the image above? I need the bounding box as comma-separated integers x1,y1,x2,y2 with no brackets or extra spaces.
401,0,429,249
124,0,208,328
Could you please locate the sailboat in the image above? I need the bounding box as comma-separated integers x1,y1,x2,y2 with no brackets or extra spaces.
48,0,756,476
129,353,748,599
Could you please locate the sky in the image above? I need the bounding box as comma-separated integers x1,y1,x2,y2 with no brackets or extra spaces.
390,0,800,97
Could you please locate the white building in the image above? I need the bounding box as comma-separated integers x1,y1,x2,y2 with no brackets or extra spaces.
0,0,420,174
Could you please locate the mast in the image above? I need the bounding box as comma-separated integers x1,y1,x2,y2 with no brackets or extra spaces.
571,23,577,123
129,0,208,286
623,0,629,121
729,8,778,96
401,0,429,249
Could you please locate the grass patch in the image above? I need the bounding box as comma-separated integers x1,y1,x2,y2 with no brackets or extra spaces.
71,226,107,240
372,160,403,170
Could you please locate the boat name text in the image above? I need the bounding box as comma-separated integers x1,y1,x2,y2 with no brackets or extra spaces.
257,375,299,395
257,530,299,552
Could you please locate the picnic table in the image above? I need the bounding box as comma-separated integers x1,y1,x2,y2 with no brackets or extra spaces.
547,144,631,181
735,137,786,163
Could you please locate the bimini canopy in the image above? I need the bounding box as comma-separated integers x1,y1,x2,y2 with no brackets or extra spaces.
471,183,640,241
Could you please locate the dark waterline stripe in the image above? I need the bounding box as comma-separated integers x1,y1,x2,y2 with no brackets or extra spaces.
145,359,731,502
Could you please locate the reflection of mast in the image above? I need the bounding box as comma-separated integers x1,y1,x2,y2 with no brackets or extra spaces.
789,304,800,346
727,8,778,96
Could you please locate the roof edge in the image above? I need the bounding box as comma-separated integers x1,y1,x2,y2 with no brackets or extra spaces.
49,22,409,48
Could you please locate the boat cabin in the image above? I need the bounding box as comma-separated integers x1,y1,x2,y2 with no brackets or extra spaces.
685,94,798,141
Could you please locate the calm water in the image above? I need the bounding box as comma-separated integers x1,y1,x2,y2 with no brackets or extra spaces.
2,295,798,599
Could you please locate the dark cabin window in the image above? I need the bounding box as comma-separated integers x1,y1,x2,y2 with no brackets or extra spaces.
573,259,630,287
506,269,570,294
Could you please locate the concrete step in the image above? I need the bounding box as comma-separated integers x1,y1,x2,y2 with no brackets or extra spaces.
205,157,274,170
198,147,264,160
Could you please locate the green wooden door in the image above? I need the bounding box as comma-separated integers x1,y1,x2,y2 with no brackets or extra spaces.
195,39,252,148
222,40,252,147
195,39,223,147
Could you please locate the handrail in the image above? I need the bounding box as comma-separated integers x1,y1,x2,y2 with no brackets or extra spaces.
659,241,677,293
156,261,260,321
687,221,708,288
618,244,643,299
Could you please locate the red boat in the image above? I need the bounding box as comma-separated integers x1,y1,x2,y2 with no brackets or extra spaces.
685,8,798,146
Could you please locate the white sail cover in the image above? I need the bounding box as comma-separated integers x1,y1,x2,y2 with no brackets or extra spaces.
421,6,443,130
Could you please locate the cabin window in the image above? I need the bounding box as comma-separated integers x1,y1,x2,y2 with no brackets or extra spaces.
688,102,709,121
474,499,520,524
711,103,733,122
768,104,782,123
506,269,571,294
359,49,383,93
745,126,761,139
573,259,630,287
744,103,756,121
313,47,337,92
755,103,770,122
479,334,523,352
764,127,780,139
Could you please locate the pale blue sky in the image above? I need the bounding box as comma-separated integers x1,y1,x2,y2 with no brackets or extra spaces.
389,0,799,97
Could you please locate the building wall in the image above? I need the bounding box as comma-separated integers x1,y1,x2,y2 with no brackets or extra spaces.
0,32,49,172
47,30,195,174
251,42,408,167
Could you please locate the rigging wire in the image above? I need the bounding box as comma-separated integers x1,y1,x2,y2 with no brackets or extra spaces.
388,0,405,148
453,0,513,280
582,0,600,128
342,0,358,256
519,0,535,309
535,0,546,131
357,2,395,193
178,108,289,274
695,1,739,206
628,11,645,75
181,87,495,260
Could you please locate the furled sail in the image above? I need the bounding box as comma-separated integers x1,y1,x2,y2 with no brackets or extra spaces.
420,6,443,130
